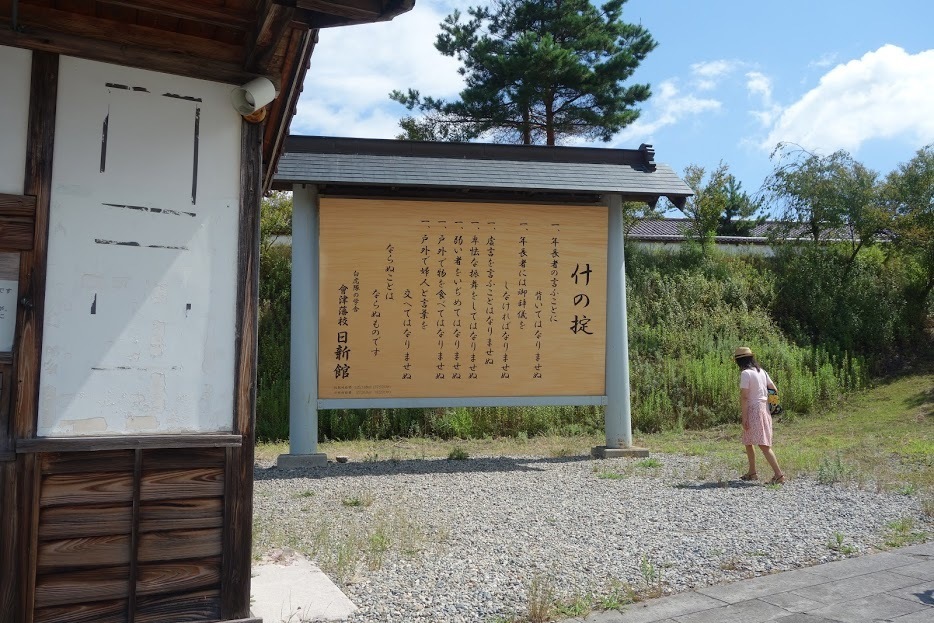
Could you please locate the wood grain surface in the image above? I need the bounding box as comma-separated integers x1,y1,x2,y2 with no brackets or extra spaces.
318,198,608,398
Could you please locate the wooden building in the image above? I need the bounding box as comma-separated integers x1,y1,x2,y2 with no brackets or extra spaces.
0,2,414,622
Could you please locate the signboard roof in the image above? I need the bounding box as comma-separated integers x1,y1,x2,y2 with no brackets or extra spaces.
274,135,693,206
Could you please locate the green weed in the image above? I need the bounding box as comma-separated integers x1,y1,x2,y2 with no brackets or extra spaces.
525,574,556,623
883,517,928,548
827,532,856,555
448,446,470,460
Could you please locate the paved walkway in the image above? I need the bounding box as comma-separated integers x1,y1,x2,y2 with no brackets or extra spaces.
564,543,934,623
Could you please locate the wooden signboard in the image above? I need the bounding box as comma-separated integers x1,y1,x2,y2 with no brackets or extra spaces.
318,199,607,399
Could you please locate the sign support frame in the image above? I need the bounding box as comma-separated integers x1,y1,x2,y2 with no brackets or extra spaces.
281,189,642,465
279,183,326,468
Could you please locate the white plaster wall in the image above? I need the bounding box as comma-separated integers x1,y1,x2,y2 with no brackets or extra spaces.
632,241,775,257
39,57,242,436
0,45,31,195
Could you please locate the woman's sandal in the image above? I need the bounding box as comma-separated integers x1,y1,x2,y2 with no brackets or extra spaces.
766,474,786,485
740,472,758,481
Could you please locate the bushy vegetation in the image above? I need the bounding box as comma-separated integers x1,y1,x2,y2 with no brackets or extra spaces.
257,236,928,441
625,245,868,433
257,144,934,442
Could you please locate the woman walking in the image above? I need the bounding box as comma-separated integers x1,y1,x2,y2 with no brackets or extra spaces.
734,346,785,484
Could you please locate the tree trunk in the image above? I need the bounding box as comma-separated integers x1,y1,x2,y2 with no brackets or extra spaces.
522,107,531,145
545,93,555,146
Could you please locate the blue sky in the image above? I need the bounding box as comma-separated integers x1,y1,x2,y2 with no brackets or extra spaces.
291,0,934,201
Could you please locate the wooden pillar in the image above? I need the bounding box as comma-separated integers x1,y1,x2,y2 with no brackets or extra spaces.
0,50,58,623
220,118,262,620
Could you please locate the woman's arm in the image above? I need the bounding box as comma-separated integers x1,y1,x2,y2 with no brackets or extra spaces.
740,387,750,429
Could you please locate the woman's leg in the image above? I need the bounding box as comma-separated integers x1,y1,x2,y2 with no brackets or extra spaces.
758,445,783,480
744,445,757,476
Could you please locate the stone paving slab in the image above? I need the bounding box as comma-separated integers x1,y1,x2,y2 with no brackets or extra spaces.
557,546,934,623
695,568,824,604
800,551,918,580
886,581,934,606
805,592,928,623
758,591,826,613
892,559,934,581
673,597,787,623
790,569,921,604
897,542,934,557
890,608,934,622
609,591,726,623
250,556,356,623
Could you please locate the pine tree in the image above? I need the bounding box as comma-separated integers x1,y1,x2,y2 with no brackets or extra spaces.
390,0,657,145
717,175,764,237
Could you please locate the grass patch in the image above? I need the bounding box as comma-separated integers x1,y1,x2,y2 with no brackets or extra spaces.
448,446,470,461
525,574,556,623
883,517,928,548
826,532,856,555
638,369,934,495
639,555,664,599
341,488,375,508
635,458,663,469
595,469,625,480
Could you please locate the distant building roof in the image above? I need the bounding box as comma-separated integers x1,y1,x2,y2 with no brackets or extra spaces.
629,218,860,244
273,136,694,205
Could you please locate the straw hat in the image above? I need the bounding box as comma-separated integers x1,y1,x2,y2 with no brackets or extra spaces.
733,346,754,359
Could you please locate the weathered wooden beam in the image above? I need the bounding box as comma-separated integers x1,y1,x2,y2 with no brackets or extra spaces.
94,0,255,30
135,558,221,597
21,454,41,620
0,218,35,251
293,0,415,27
296,0,382,20
16,434,243,453
0,194,37,218
0,20,276,88
34,599,128,623
136,589,220,623
8,5,244,63
14,50,56,441
140,498,223,533
0,463,17,618
35,565,131,608
262,27,314,193
138,528,222,563
0,362,13,460
127,449,143,622
221,118,262,620
245,2,295,74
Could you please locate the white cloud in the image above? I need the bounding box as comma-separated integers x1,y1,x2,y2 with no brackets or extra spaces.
745,71,772,100
691,59,738,78
808,52,838,69
291,3,465,137
613,79,721,145
690,59,741,91
762,45,934,153
746,71,781,127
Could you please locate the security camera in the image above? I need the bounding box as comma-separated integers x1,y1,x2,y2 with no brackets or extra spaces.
231,77,277,115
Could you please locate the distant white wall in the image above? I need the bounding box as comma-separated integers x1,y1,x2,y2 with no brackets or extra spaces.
631,241,775,257
0,45,31,195
38,57,242,436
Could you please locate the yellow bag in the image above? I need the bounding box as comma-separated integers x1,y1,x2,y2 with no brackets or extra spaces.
767,388,783,415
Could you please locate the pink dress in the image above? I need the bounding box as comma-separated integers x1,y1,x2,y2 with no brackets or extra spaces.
740,368,774,446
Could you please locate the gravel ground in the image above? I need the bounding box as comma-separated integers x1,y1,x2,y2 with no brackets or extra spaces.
253,453,932,623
